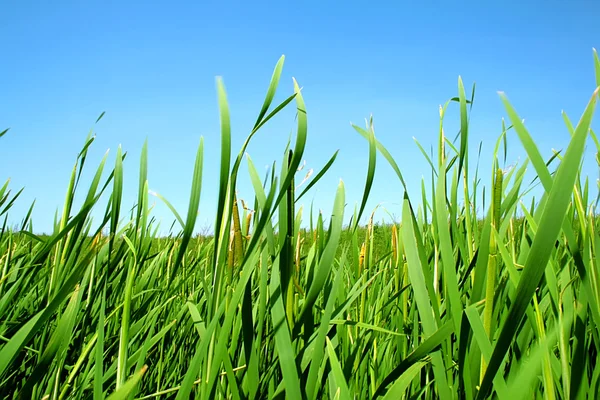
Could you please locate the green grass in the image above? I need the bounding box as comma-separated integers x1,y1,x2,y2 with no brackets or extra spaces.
1,49,600,399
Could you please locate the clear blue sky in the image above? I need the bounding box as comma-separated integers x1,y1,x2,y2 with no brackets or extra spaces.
1,1,599,234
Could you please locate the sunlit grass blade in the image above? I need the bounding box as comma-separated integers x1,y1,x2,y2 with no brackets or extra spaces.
457,76,469,178
253,55,285,130
296,149,339,202
149,191,185,229
269,256,302,400
171,137,204,281
373,320,453,398
325,336,351,399
213,76,232,274
352,118,376,231
381,360,428,400
352,124,407,190
593,48,600,88
18,284,82,398
401,193,452,399
106,365,148,400
94,284,107,400
305,252,345,400
298,179,345,322
477,88,598,399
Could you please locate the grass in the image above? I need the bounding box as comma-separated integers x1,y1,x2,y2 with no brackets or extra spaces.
1,49,600,399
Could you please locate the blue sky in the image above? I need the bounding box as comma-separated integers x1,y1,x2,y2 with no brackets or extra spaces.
1,0,599,234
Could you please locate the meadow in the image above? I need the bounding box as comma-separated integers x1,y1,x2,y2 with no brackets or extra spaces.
1,50,600,400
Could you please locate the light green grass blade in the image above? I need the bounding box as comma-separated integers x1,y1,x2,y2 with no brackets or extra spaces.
325,336,351,400
110,145,124,250
136,138,148,232
306,255,345,400
593,48,600,87
269,78,308,215
269,256,302,400
465,305,508,398
352,119,376,232
435,158,463,333
381,360,428,400
106,366,148,400
253,55,285,129
299,179,345,321
213,76,232,272
353,124,407,190
477,88,598,399
401,193,452,399
504,316,568,399
18,284,82,398
296,150,339,202
94,285,107,400
0,246,95,379
457,76,469,177
373,320,453,398
171,137,204,281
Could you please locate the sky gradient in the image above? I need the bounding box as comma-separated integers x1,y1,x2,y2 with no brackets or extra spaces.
1,0,599,234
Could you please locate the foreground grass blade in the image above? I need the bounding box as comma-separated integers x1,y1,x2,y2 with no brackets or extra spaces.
477,87,598,399
325,336,351,399
270,257,302,400
381,360,428,400
373,320,453,398
401,193,452,399
352,119,376,231
296,150,339,202
213,76,232,273
106,365,148,400
171,137,204,281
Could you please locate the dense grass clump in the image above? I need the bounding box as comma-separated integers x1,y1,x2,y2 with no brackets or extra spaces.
1,51,600,399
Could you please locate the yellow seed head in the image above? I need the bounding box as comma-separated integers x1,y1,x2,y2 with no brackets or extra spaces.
391,224,398,263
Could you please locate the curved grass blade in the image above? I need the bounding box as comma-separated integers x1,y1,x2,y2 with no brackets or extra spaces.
213,77,232,270
298,179,345,321
401,193,452,399
594,48,600,88
94,285,106,400
435,158,463,333
373,320,453,398
381,360,428,400
136,139,148,231
18,284,82,398
0,245,97,379
171,137,204,281
149,191,185,230
352,124,407,191
96,111,106,124
464,306,508,398
352,119,376,232
325,336,351,399
110,145,124,252
253,55,285,130
457,76,469,177
295,149,339,202
305,254,345,400
106,365,148,400
270,256,302,400
477,88,598,399
269,78,308,216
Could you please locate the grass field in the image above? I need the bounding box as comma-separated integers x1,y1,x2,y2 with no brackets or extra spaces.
1,50,600,399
